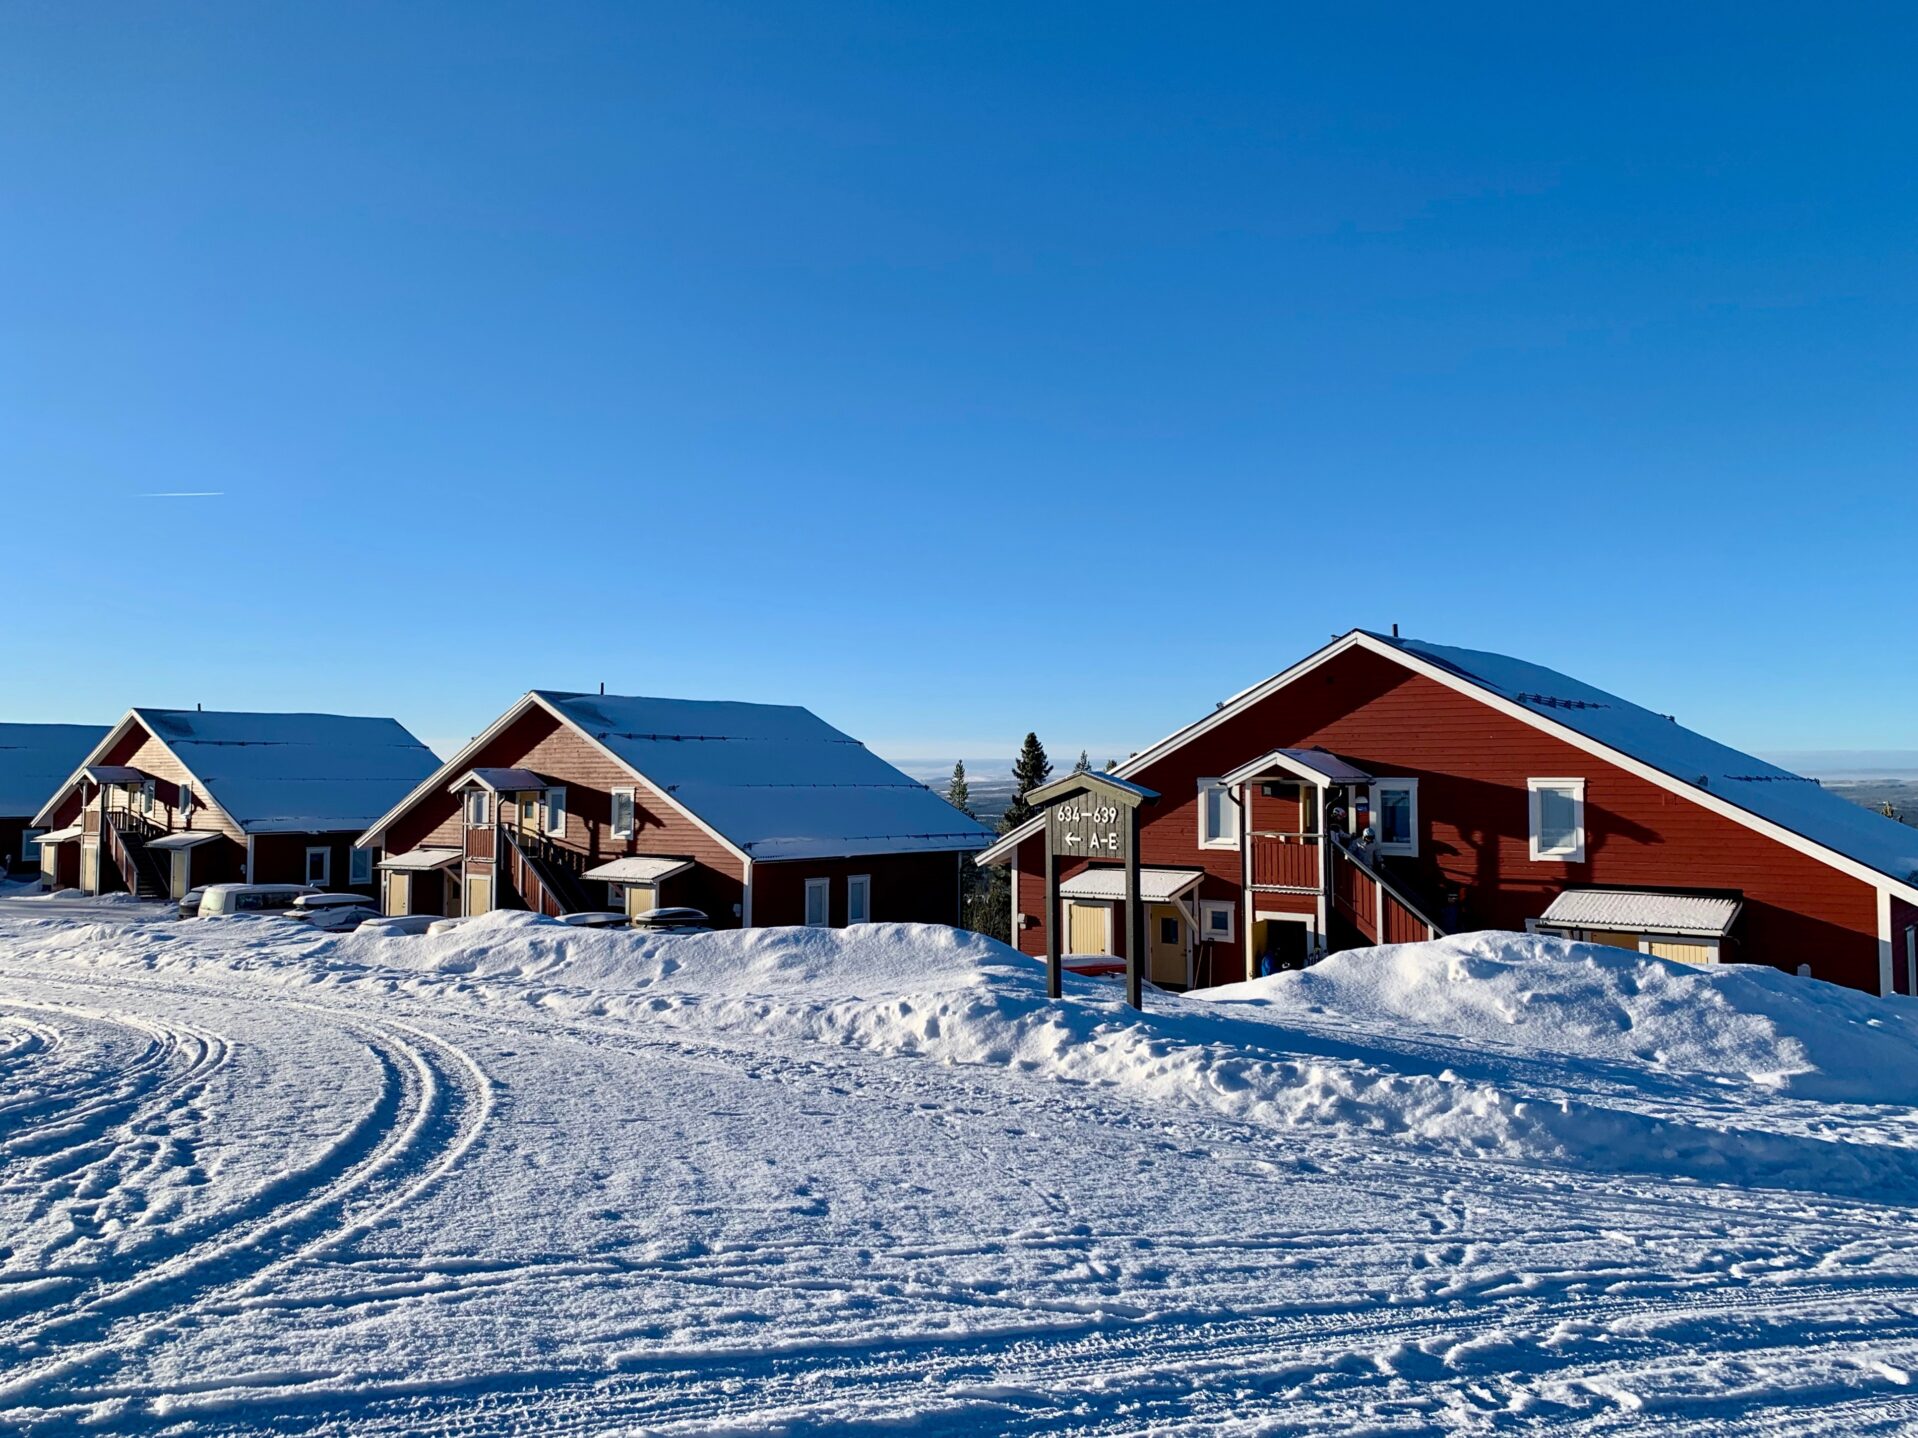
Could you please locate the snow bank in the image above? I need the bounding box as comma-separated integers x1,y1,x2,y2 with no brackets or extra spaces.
1206,931,1918,1104
344,915,1918,1197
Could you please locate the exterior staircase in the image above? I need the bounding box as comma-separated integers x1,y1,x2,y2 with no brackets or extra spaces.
105,813,170,901
499,827,596,917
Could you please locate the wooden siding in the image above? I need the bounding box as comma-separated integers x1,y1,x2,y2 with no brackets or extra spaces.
1894,895,1918,995
249,832,375,894
752,852,961,928
1018,645,1888,992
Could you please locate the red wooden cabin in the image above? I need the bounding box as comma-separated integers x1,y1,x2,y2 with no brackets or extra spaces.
32,709,440,902
357,690,993,928
0,723,107,879
977,631,1918,997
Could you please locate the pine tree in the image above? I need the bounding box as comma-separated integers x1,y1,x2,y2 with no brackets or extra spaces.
1073,749,1091,774
945,761,973,819
999,733,1052,833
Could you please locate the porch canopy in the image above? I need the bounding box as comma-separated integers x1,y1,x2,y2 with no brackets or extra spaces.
1058,866,1203,903
1536,888,1742,939
377,846,462,871
36,825,83,845
146,832,224,851
583,856,694,885
1221,747,1373,788
82,764,153,786
451,767,550,794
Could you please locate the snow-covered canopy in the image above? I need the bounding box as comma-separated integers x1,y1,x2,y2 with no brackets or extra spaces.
0,724,109,816
1059,867,1204,903
538,692,995,861
582,855,695,884
1537,888,1743,939
1222,747,1374,788
145,832,226,852
454,768,550,795
134,710,441,834
1374,634,1918,888
377,847,462,872
35,825,82,845
82,764,152,787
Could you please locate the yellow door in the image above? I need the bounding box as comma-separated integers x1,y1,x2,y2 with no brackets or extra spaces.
1066,902,1110,955
1586,930,1641,952
1647,938,1715,965
623,883,656,919
386,872,410,916
81,843,99,894
170,851,190,900
464,872,493,916
1148,905,1186,986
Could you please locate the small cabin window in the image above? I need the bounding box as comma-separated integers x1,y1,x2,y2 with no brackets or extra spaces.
847,874,871,925
804,877,830,927
1197,779,1239,849
1200,900,1236,943
611,788,636,840
465,790,490,826
1373,778,1419,857
1528,778,1587,863
305,847,331,886
349,847,373,885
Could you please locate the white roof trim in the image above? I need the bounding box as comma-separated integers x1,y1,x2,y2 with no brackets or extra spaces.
976,629,1918,907
1220,748,1374,789
581,855,695,884
452,767,550,795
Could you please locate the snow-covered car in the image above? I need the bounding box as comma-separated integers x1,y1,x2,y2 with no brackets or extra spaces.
425,915,484,937
557,911,630,929
280,892,380,932
629,906,711,934
196,883,320,917
178,886,208,920
357,914,437,937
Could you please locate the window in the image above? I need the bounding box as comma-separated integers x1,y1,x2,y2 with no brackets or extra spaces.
1159,915,1179,945
1528,778,1586,862
305,846,331,886
544,787,567,838
349,847,373,885
179,784,194,818
1199,900,1237,943
847,874,871,925
519,794,538,827
21,828,44,863
465,790,490,825
804,877,831,927
1197,779,1239,849
141,781,156,815
1372,778,1419,856
611,787,635,839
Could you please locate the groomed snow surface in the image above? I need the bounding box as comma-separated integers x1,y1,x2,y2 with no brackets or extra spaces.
6,899,1918,1434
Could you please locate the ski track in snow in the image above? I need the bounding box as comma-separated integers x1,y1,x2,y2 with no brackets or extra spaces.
2,901,1918,1433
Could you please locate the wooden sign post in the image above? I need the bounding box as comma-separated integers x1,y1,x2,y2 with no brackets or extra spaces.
1023,771,1159,1009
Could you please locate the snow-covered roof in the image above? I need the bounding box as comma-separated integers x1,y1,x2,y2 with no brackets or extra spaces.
1222,747,1374,788
1059,867,1205,903
36,825,83,844
537,691,995,861
455,767,549,794
146,831,226,851
582,856,695,884
1538,888,1743,939
1371,635,1918,888
378,846,462,872
132,709,441,834
0,724,109,816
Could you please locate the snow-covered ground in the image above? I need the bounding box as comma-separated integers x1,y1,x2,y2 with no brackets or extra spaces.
6,899,1918,1433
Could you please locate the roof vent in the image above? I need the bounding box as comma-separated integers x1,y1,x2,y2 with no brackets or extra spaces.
1515,692,1610,711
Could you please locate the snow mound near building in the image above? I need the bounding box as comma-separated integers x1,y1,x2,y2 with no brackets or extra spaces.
1207,932,1918,1104
349,915,1918,1195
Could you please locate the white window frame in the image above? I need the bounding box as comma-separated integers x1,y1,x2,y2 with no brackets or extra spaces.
1197,778,1240,850
349,846,373,885
1528,777,1587,863
465,790,490,826
1372,777,1419,857
611,787,636,840
804,877,831,928
20,828,44,864
1199,899,1237,944
305,846,332,887
847,874,871,925
544,786,567,838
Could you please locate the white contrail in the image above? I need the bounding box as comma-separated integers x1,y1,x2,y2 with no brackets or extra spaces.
137,491,226,498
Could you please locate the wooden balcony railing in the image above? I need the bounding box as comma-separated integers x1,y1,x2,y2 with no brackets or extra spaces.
464,825,496,861
1250,833,1321,890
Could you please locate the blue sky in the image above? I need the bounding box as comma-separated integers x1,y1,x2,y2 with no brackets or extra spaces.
3,3,1913,768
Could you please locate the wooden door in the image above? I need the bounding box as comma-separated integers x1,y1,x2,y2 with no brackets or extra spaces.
1585,930,1642,952
386,872,410,916
170,850,189,900
1066,902,1111,956
1148,905,1186,986
1646,938,1714,965
464,872,493,916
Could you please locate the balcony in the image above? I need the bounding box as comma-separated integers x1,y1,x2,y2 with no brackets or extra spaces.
1250,833,1321,890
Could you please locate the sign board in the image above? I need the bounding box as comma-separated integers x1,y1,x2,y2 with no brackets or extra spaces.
1047,795,1130,863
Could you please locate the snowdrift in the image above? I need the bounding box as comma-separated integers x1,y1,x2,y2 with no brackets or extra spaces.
342,914,1918,1198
